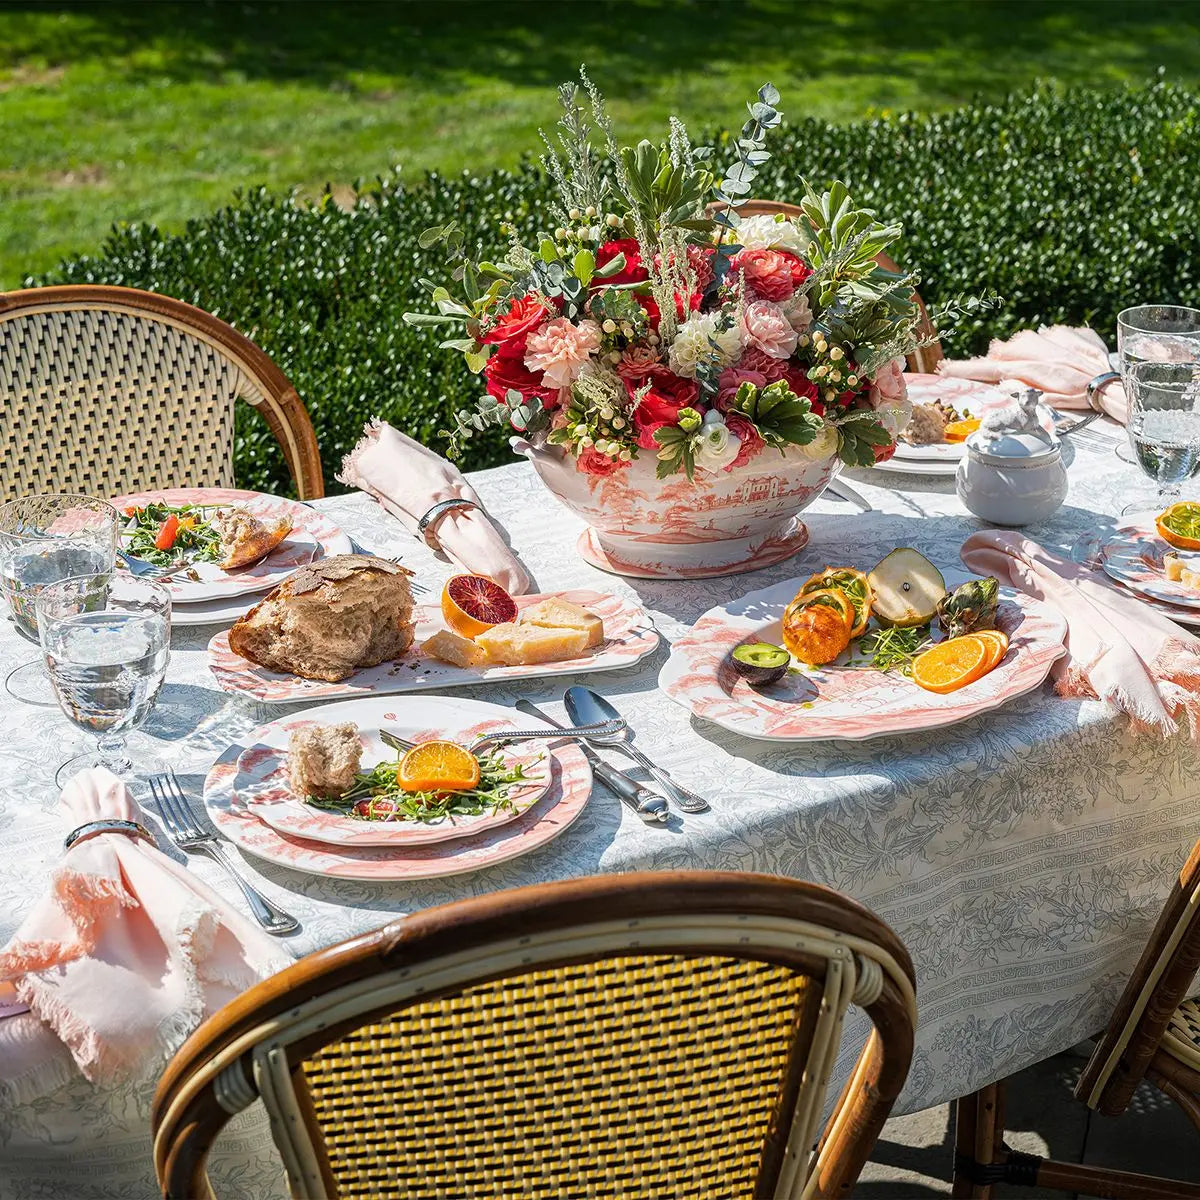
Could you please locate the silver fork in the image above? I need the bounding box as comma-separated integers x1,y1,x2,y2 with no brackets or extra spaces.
115,550,201,581
149,772,299,935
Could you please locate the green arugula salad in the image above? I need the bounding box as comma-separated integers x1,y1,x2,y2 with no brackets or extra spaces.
121,501,222,567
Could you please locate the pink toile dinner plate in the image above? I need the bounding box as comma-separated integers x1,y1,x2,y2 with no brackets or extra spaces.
207,588,658,703
111,487,352,603
1101,517,1200,610
234,700,552,848
659,568,1068,742
203,697,593,881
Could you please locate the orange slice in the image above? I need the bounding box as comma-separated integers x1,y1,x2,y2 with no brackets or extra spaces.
396,740,481,793
441,574,518,638
974,629,1010,670
911,635,990,694
943,418,981,442
1156,502,1200,551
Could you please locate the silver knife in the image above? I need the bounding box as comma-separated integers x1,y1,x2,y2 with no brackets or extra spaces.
514,700,669,824
825,478,873,512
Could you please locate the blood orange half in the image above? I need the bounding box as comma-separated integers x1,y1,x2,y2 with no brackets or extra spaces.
441,574,518,638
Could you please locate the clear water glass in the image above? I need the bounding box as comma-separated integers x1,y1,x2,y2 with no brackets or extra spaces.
1123,359,1200,513
0,495,119,705
1117,305,1200,379
36,573,171,786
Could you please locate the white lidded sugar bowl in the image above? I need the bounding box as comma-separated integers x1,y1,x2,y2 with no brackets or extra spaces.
956,389,1068,526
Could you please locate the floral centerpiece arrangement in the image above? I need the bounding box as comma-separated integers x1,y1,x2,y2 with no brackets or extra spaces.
406,74,961,577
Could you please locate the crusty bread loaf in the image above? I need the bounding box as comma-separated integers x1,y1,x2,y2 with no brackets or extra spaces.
287,722,363,798
213,507,294,570
229,554,415,681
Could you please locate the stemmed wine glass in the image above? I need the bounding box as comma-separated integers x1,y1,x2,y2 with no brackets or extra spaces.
0,495,119,705
36,573,171,786
1122,359,1200,515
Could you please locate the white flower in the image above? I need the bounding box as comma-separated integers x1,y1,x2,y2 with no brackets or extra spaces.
795,422,839,461
736,214,810,254
693,410,742,473
667,312,744,378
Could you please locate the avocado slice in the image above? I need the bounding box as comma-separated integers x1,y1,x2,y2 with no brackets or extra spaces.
730,642,791,686
867,548,947,628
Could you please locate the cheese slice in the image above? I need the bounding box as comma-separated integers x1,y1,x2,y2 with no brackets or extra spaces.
518,597,605,648
421,629,490,668
475,622,589,665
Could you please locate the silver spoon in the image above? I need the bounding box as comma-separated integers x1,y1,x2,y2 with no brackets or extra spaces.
563,687,710,814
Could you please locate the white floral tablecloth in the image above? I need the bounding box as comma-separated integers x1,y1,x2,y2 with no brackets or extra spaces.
2,423,1198,1199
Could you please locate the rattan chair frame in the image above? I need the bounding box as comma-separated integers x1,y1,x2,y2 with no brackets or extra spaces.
0,285,324,499
951,837,1200,1198
152,871,917,1200
706,199,943,374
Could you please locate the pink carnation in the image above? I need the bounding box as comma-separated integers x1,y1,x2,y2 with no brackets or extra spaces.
741,300,798,360
715,366,767,411
725,412,766,470
524,318,603,389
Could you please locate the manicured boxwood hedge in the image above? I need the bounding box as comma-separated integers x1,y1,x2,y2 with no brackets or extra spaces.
34,78,1200,495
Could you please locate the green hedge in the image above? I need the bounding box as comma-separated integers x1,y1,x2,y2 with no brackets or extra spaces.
35,78,1200,495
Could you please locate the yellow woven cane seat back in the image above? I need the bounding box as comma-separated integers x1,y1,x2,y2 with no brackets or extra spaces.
0,305,263,502
301,953,817,1199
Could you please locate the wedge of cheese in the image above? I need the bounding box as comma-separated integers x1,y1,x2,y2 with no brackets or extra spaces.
474,622,589,666
518,597,605,648
421,629,490,668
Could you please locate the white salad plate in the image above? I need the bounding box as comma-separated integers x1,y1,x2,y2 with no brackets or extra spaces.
233,699,552,847
659,567,1068,742
203,695,593,882
112,487,353,603
207,588,658,703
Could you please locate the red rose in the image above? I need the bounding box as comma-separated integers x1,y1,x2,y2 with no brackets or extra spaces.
483,354,558,408
725,412,766,470
777,250,812,288
732,248,798,302
781,363,823,415
481,293,551,359
638,290,701,333
594,238,649,288
634,419,671,451
577,447,626,476
630,373,700,439
872,440,897,464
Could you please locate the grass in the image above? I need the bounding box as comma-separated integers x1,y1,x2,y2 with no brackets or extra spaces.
3,0,1200,289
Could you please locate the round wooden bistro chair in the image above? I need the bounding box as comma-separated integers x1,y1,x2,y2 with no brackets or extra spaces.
952,837,1200,1198
713,199,944,375
0,284,324,502
152,871,917,1199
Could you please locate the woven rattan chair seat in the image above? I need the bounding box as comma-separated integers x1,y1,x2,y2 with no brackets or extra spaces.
1162,996,1200,1073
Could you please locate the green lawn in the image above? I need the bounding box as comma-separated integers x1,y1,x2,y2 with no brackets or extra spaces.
3,0,1200,289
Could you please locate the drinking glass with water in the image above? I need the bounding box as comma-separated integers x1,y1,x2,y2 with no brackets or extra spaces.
36,573,171,786
1118,305,1200,377
1124,359,1200,514
0,495,118,705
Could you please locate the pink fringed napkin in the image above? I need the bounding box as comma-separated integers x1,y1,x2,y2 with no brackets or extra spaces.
0,769,288,1100
961,532,1200,737
338,420,532,595
939,325,1128,423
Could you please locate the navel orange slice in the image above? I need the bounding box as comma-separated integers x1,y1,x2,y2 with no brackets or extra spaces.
1156,502,1200,551
974,629,1010,670
441,574,518,638
943,418,981,442
911,635,990,694
396,740,481,793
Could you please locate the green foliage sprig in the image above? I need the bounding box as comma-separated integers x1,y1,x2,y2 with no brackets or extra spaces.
731,379,824,449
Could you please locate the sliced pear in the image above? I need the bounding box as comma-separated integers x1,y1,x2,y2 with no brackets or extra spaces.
867,548,947,629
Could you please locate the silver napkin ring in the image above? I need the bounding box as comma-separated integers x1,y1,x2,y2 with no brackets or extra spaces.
416,498,478,549
64,819,154,852
1086,370,1121,412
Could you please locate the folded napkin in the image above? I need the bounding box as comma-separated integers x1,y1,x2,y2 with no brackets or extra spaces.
0,769,288,1101
961,532,1200,738
939,325,1128,424
338,420,532,595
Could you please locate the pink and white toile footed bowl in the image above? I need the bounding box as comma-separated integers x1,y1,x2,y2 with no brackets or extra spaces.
513,439,840,579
